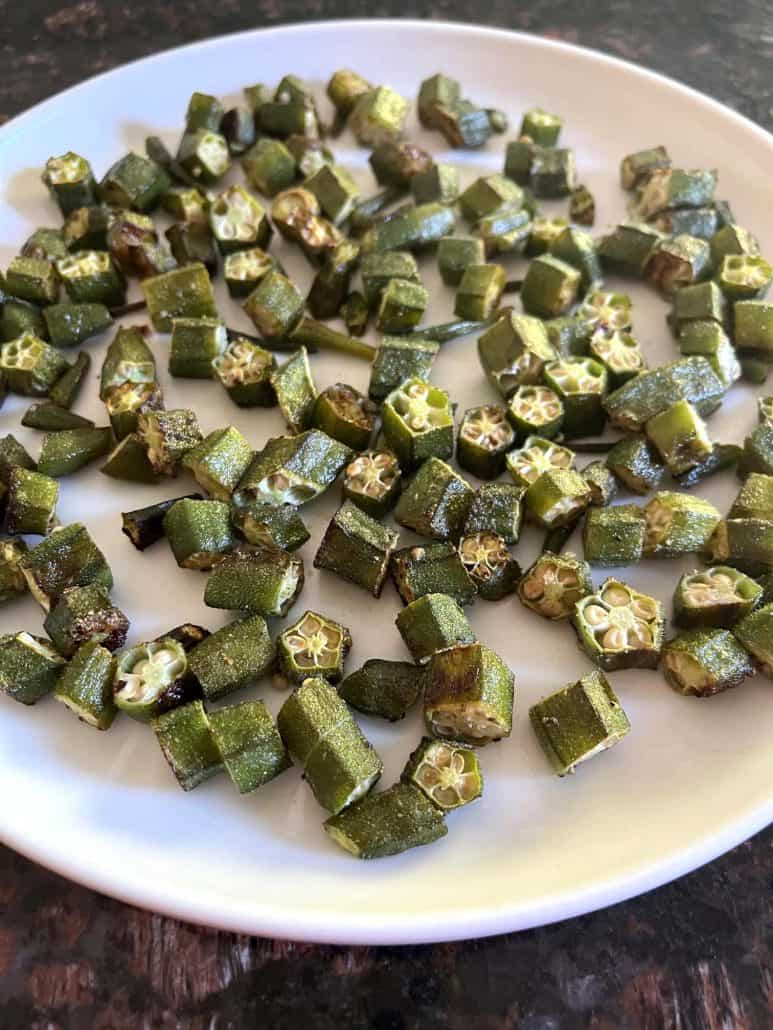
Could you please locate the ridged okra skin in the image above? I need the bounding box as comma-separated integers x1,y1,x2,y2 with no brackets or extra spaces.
270,348,318,434
204,546,304,616
233,430,352,508
163,498,234,570
43,584,128,657
597,221,663,278
1,332,69,397
0,537,29,604
19,523,113,612
424,642,514,745
733,603,773,677
138,409,203,476
311,383,377,451
662,629,754,697
313,501,399,598
324,782,446,859
573,578,665,671
99,325,156,401
152,700,223,791
141,263,218,332
396,593,475,664
182,426,253,501
209,700,291,794
277,676,383,814
339,659,425,722
477,311,556,399
729,473,773,521
582,504,645,567
42,152,97,215
704,518,773,576
582,461,618,507
22,402,94,432
394,458,474,542
390,542,477,606
605,437,664,495
463,483,524,544
645,399,713,476
529,671,630,776
368,336,439,403
0,631,66,704
54,641,117,729
642,492,721,559
276,610,352,685
524,468,591,530
188,615,275,701
230,501,310,552
37,427,114,479
3,468,59,535
361,252,421,309
603,357,725,432
740,424,773,477
673,566,762,629
98,152,170,211
100,434,159,484
121,494,202,553
169,318,227,379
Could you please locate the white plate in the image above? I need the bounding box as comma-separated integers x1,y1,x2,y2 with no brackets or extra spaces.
1,19,771,945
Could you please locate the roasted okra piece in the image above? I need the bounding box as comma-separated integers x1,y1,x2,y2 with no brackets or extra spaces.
598,221,663,278
710,222,759,264
245,270,305,341
137,408,203,476
276,610,351,686
37,427,114,478
529,147,577,198
463,483,524,544
42,152,97,215
270,348,317,434
4,468,58,535
212,336,276,408
271,187,341,264
62,205,111,252
19,522,112,611
152,700,223,791
519,107,562,145
0,297,48,342
573,578,664,671
188,615,275,701
454,264,505,321
458,532,520,601
549,226,602,291
645,399,713,476
382,379,453,469
0,537,28,604
307,240,360,319
56,251,126,307
477,311,556,397
163,497,234,570
166,222,217,276
22,227,68,262
411,163,460,205
395,458,473,541
634,167,716,219
734,300,773,363
569,184,595,226
506,435,575,490
53,640,116,729
424,642,513,745
642,491,721,559
588,330,646,387
324,782,446,859
0,434,36,484
644,234,711,295
526,216,569,258
730,473,773,521
733,603,773,677
304,163,360,225
327,69,372,124
349,86,408,147
375,278,429,333
507,384,564,441
605,437,664,495
310,384,377,453
0,631,65,705
705,518,773,575
209,185,272,254
530,671,630,776
673,566,762,629
402,737,482,811
242,138,296,197
740,424,773,476
391,541,476,607
504,137,536,186
222,247,273,298
176,129,230,184
518,551,592,620
524,468,591,529
169,318,226,378
582,504,646,567
418,75,492,148
669,280,728,332
360,202,455,253
340,659,425,722
141,263,217,332
545,352,610,434
603,357,725,432
5,257,59,306
43,303,111,349
395,594,475,665
715,254,773,301
182,426,253,501
1,333,68,396
620,145,671,189
520,255,580,319
361,251,420,309
204,546,304,616
456,404,514,480
209,700,290,794
368,336,438,402
314,501,398,598
437,237,486,287
678,321,740,389
49,351,91,410
662,629,753,697
368,140,432,189
104,382,163,441
43,583,128,658
121,494,202,551
582,460,618,506
230,501,310,552
99,325,155,399
98,152,170,211
183,91,224,133
340,449,400,520
233,430,351,507
474,204,531,257
160,185,209,224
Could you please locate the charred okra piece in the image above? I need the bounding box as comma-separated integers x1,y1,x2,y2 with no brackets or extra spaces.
730,473,773,521
524,468,591,529
182,426,253,501
604,357,725,432
324,782,446,859
100,433,158,484
54,641,116,729
0,537,28,604
37,427,114,478
705,518,773,575
644,234,711,295
645,399,713,476
456,404,514,480
137,408,203,476
62,205,110,252
642,491,721,558
4,468,58,535
22,403,93,432
382,379,453,469
22,227,68,262
458,532,520,601
391,541,476,607
634,167,716,218
270,348,317,434
674,566,762,629
582,461,618,506
271,188,341,264
507,384,564,441
242,138,296,196
530,147,577,198
340,659,424,722
360,202,455,254
663,630,753,697
424,642,513,745
209,700,290,794
583,504,646,567
740,424,773,476
19,522,112,611
169,318,226,378
307,240,360,319
530,671,630,776
233,430,351,507
395,458,474,541
598,220,664,277
368,336,438,402
44,583,128,658
141,263,217,332
520,255,580,319
43,303,111,349
56,251,126,307
716,254,773,301
620,145,671,188
5,257,59,305
277,610,351,686
98,152,170,211
454,264,505,321
733,603,773,677
152,700,223,791
212,336,276,408
349,86,408,147
375,277,428,333
519,551,592,620
42,152,97,214
204,546,304,616
342,449,402,519
0,632,65,705
506,435,574,490
573,578,664,671
464,483,524,544
605,436,664,495
402,738,482,811
477,311,556,398
163,497,234,570
314,501,398,598
396,594,475,665
678,321,740,389
121,494,202,551
188,615,274,701
437,237,486,287
222,247,272,298
230,501,309,552
312,383,377,451
1,333,68,397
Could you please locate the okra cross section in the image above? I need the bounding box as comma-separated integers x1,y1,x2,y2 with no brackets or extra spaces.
209,700,291,794
311,383,377,451
507,384,564,441
458,532,520,601
543,357,608,438
457,404,514,480
394,457,474,542
518,552,592,620
212,337,276,408
674,566,763,629
506,435,575,490
733,603,773,678
314,501,398,598
573,578,664,671
204,546,304,616
42,151,97,215
477,311,557,398
382,378,453,469
188,615,275,701
390,542,476,606
233,430,352,508
339,659,425,722
324,782,446,860
113,636,192,722
277,610,352,685
342,449,402,520
1,333,69,397
424,642,514,745
662,629,753,697
0,631,66,705
402,737,482,811
396,593,475,665
642,491,721,558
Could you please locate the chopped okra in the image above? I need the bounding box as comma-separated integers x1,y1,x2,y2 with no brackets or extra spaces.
411,163,460,206
324,782,446,860
506,435,575,489
360,202,455,254
245,270,305,341
402,737,482,811
733,603,773,677
212,336,276,408
642,491,721,559
42,152,97,215
583,504,646,567
204,546,304,616
424,642,513,745
62,204,111,252
524,467,591,529
620,145,671,189
456,404,514,480
102,433,158,484
458,531,520,601
710,222,759,265
395,593,475,665
454,264,505,321
163,497,234,570
270,347,317,434
582,461,618,507
314,501,399,598
141,263,217,332
104,380,163,441
569,184,595,226
4,468,59,536
340,659,424,722
674,566,763,629
166,222,217,276
160,185,209,224
520,107,562,146
43,583,128,658
734,300,773,361
169,318,226,378
395,457,474,541
1,333,69,397
678,321,740,389
277,610,352,686
99,325,155,400
188,615,275,701
644,234,712,295
530,147,577,198
56,251,126,307
729,473,773,522
38,427,114,479
382,378,453,469
327,69,372,121
504,137,536,186
478,311,556,398
54,640,117,730
716,254,773,302
19,523,112,612
507,384,564,441
437,237,486,287
705,518,773,576
530,671,630,776
152,700,223,791
549,225,602,291
342,449,402,519
233,430,351,507
573,578,664,671
209,185,272,254
5,257,59,306
349,86,408,147
182,426,253,501
49,351,91,410
645,398,713,476
121,494,202,551
519,551,592,620
740,424,773,476
22,227,68,262
603,356,725,432
588,330,646,387
670,280,728,331
177,129,230,184
138,408,203,476
598,220,665,277
368,336,438,402
271,187,342,264
223,247,273,298
230,500,309,552
463,483,525,543
209,700,290,794
43,303,112,349
520,255,580,319
376,277,429,333
368,140,432,188
242,138,296,197
605,436,665,495
391,541,476,607
663,630,753,697
361,251,420,309
0,537,28,604
0,631,66,705
307,240,360,319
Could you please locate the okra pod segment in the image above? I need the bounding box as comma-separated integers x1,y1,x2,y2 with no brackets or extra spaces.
710,222,760,265
524,468,591,529
360,203,455,254
361,251,420,309
705,518,773,576
62,205,111,252
182,426,253,501
572,578,664,671
5,257,59,306
242,138,296,197
230,500,309,552
458,532,520,601
270,347,317,435
588,330,646,388
662,629,753,697
673,566,762,629
169,317,227,380
307,240,360,319
43,303,112,349
1,333,69,397
424,642,513,745
603,357,725,432
342,446,403,519
54,640,117,730
529,147,577,198
506,435,575,490
121,493,203,551
645,399,713,476
349,86,408,147
22,402,94,431
204,545,304,616
733,301,773,360
160,185,210,224
520,107,562,146
104,381,163,440
390,542,477,607
1,297,48,343
276,610,352,686
313,501,398,598
233,430,351,508
0,632,66,705
620,146,671,189
518,551,592,620
49,351,91,410
43,583,128,658
244,269,305,342
163,497,234,570
394,458,474,542
141,263,217,332
42,152,97,215
99,324,155,399
209,700,290,794
57,251,126,307
0,537,29,604
678,320,740,389
98,152,170,211
437,237,486,287
456,404,515,480
582,460,618,507
739,424,773,477
411,163,460,205
643,491,721,559
176,129,231,185
19,522,112,612
730,473,773,522
209,184,272,254
368,336,438,402
327,69,372,121
152,700,223,791
188,615,275,701
340,659,424,723
645,234,712,295
569,184,595,226
37,427,113,479
324,782,446,860
715,254,773,302
212,336,276,408
4,468,59,536
138,408,203,476
459,174,523,223
375,278,428,333
477,310,556,397
542,356,608,438
311,384,377,452
454,264,505,321
369,140,433,189
733,603,773,677
395,593,475,665
598,221,663,278
463,483,525,544
382,378,454,469
504,137,536,186
0,435,36,484
402,737,482,811
166,222,217,277
582,504,646,567
22,227,68,262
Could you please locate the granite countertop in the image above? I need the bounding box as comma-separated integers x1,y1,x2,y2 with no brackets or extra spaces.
1,3,771,1027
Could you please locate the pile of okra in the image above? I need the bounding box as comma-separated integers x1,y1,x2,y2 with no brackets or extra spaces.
0,68,771,860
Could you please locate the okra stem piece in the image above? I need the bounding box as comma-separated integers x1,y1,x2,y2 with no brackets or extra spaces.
573,578,664,671
403,313,500,344
277,610,352,686
360,203,455,253
674,566,762,629
314,501,398,598
44,583,128,658
663,629,753,697
163,497,234,570
37,427,114,478
188,615,275,701
424,642,513,745
340,659,424,722
0,632,66,705
209,700,290,794
152,700,223,791
204,546,304,616
54,641,117,729
395,594,475,665
22,403,94,431
519,551,592,620
230,501,310,552
291,318,376,361
324,782,446,859
733,603,773,677
121,494,202,551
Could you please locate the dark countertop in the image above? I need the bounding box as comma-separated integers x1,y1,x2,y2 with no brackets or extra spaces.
1,3,772,1027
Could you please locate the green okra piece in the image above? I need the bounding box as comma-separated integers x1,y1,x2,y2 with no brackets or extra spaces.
520,107,562,145
437,237,486,287
474,203,531,256
242,137,296,197
705,518,773,576
395,593,475,665
324,782,446,859
740,424,773,476
411,163,460,206
569,184,595,226
182,426,253,501
506,435,575,489
715,253,773,302
504,136,536,186
418,75,490,148
642,490,721,559
209,184,272,254
645,399,713,476
169,318,226,379
530,671,630,776
588,330,646,388
152,700,223,791
160,185,210,223
209,700,290,794
0,631,66,705
56,251,126,307
603,356,725,431
106,210,165,276
463,483,525,544
19,522,112,612
653,206,719,239
390,541,476,606
166,222,217,276
5,257,59,306
544,314,593,359
710,222,759,265
734,300,773,359
524,468,591,529
454,264,505,322
0,297,48,343
0,537,28,604
477,311,556,398
54,640,117,729
233,430,352,508
604,436,664,495
22,227,68,262
270,187,342,265
340,659,424,722
645,234,712,295
673,566,762,630
99,152,170,211
327,68,372,121
244,270,305,342
100,433,158,484
3,468,58,536
458,531,520,601
44,303,111,350
270,347,317,435
137,408,203,476
348,185,404,235
43,583,128,658
47,351,90,410
578,290,634,336
730,473,773,521
529,146,577,198
733,603,773,677
620,145,671,189
634,166,716,219
402,737,482,811
311,383,377,452
583,504,646,567
549,227,602,292
257,97,319,140
1,333,69,397
305,163,360,225
368,336,438,402
0,435,36,482
360,202,455,253
212,336,276,408
176,129,230,184
678,321,740,389
519,255,580,319
582,460,618,506
507,384,564,441
307,240,360,320
99,325,155,399
314,501,398,598
759,396,773,426
37,426,113,478
121,493,202,551
141,263,217,332
349,85,408,147
526,215,569,258
518,551,592,620
375,278,428,333
669,280,727,332
22,403,94,431
163,497,234,570
62,204,111,252
188,615,275,701
230,500,309,552
382,378,453,469
184,91,224,132
663,629,754,697
424,642,513,745
543,357,608,438
204,545,304,616
456,404,514,481
597,220,663,278
573,578,665,671
104,380,163,440
276,610,352,686
342,449,402,520
42,152,97,215
395,458,474,542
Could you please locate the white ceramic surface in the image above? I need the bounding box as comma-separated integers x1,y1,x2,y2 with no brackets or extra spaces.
0,20,771,945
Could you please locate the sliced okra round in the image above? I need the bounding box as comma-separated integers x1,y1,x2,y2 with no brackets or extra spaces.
382,378,453,469
543,357,608,439
573,578,664,671
212,337,276,408
56,251,126,307
424,642,513,745
277,610,352,685
477,311,556,398
176,129,230,184
42,152,97,215
518,551,592,620
312,383,377,451
340,659,424,722
43,583,128,658
104,380,163,440
342,449,402,520
673,566,763,629
458,532,520,601
588,330,646,386
662,629,753,697
643,491,721,559
270,188,342,265
715,254,773,302
456,404,514,480
402,737,482,811
233,430,352,508
506,435,575,489
209,185,271,254
507,384,564,441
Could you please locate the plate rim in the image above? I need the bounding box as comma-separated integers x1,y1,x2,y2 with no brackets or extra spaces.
1,17,771,945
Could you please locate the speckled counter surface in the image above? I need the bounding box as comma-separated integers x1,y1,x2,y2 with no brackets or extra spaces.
0,3,771,1027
